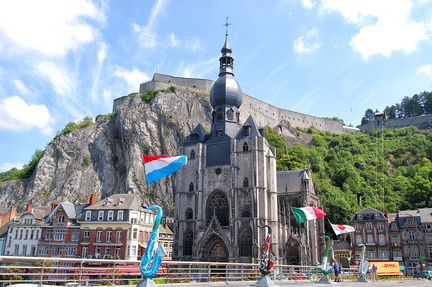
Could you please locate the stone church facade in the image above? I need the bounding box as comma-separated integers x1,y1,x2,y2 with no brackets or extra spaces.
172,34,324,265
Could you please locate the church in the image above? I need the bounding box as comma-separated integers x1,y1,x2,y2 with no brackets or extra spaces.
172,31,325,265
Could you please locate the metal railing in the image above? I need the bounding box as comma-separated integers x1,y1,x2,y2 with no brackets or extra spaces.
0,256,333,286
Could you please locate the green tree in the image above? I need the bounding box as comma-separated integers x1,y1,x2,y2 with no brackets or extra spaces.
361,108,375,124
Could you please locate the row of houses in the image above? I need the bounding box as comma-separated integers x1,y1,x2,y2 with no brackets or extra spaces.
348,207,432,275
0,194,173,265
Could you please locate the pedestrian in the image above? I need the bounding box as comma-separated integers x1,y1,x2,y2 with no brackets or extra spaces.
371,264,378,277
333,260,340,282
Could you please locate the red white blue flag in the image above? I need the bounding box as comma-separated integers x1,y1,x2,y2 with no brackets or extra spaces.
142,155,187,184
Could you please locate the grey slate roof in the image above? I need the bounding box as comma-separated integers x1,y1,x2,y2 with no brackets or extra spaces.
236,115,262,139
184,123,209,144
276,169,309,193
84,193,146,211
418,208,432,223
350,207,386,221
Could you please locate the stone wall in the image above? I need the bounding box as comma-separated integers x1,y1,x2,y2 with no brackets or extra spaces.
357,114,432,132
139,73,355,134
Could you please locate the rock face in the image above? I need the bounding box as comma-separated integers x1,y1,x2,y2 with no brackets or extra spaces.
0,89,213,213
0,74,342,214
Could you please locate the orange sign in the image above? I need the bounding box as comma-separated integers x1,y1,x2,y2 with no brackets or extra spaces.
369,262,400,276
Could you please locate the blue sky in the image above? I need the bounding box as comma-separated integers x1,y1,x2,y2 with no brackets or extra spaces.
1,0,432,172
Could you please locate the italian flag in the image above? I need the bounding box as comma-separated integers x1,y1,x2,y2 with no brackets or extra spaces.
291,206,326,224
330,223,355,235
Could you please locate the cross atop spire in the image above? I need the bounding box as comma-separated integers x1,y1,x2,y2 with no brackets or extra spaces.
223,17,231,36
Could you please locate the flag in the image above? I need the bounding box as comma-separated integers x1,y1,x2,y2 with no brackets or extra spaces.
330,223,355,235
291,206,326,224
142,155,187,184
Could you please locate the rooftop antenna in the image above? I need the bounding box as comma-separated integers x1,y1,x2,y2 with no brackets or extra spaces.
223,16,231,36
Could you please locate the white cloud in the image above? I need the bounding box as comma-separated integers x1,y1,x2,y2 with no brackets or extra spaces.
186,39,201,51
0,162,24,172
176,59,217,79
169,33,180,47
321,0,429,59
301,0,316,9
0,96,54,134
0,0,105,57
37,62,74,96
114,66,150,93
293,29,321,54
417,64,432,75
133,0,167,48
90,42,108,101
133,24,157,48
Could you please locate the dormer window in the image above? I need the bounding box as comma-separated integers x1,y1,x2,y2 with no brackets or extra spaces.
374,213,380,219
98,211,104,221
58,215,65,223
114,198,125,206
227,109,234,120
191,134,198,141
357,214,363,220
243,126,250,136
103,198,113,206
117,210,124,221
107,210,114,221
216,130,223,137
85,211,91,221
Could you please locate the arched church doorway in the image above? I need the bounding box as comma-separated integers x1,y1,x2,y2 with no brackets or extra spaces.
286,246,300,265
201,234,229,262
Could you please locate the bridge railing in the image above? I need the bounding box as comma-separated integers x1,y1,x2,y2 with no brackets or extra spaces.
0,256,342,285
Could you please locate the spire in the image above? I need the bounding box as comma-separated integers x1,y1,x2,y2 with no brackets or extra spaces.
209,17,243,109
219,17,234,76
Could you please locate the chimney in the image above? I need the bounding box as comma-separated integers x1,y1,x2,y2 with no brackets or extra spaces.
26,204,33,212
8,205,17,220
89,194,97,205
51,203,58,210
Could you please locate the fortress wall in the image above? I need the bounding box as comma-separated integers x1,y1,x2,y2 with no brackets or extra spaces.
357,114,432,132
132,74,352,134
139,73,214,93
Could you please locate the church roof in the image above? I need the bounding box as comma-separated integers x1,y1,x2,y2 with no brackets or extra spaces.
184,123,209,144
236,115,262,139
276,169,310,193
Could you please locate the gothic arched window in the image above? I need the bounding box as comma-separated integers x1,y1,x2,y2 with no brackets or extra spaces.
189,182,194,192
190,149,195,159
243,142,249,152
183,230,193,256
239,228,252,256
185,208,193,220
227,109,234,120
206,190,229,226
243,177,249,188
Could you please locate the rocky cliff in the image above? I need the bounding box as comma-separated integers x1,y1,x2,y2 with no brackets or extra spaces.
0,88,215,213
